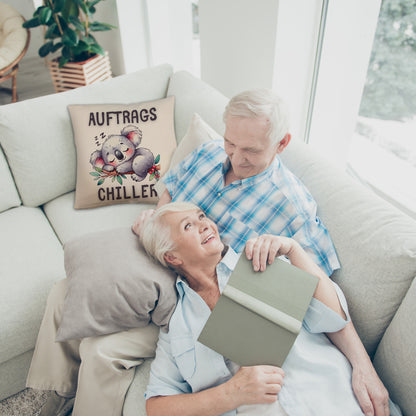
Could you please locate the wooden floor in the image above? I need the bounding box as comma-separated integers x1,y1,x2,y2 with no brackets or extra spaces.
0,56,56,105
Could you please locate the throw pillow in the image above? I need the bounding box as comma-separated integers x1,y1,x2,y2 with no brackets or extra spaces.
68,96,176,209
56,227,178,342
155,113,223,195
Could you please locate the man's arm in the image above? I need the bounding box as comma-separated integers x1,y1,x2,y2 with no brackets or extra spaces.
245,235,390,416
327,323,390,416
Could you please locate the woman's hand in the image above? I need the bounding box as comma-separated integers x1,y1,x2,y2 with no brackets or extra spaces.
245,235,297,271
225,365,285,407
131,209,156,236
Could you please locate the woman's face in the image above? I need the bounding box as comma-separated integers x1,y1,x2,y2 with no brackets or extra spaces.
162,209,224,267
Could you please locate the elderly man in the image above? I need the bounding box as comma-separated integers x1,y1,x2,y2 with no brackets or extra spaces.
135,89,338,276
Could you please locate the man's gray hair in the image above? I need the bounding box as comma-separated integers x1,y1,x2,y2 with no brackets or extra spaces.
140,201,200,267
223,89,290,145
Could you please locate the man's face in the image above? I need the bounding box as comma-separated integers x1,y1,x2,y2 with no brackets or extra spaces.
163,209,224,267
224,116,279,179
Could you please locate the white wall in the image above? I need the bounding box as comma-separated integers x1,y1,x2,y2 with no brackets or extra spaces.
111,0,150,74
146,0,194,72
198,0,323,144
199,0,280,98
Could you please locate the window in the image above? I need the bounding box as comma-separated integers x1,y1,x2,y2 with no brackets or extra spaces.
347,0,416,218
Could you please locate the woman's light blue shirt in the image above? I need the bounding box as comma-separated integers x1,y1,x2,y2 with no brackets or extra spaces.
145,248,373,415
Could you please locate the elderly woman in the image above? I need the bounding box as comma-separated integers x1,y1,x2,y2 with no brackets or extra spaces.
140,202,400,416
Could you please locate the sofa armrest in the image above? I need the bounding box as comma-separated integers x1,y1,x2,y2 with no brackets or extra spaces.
373,277,416,416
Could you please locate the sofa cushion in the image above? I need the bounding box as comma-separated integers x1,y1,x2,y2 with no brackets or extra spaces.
0,206,65,364
280,141,416,357
68,96,176,209
123,358,153,416
0,145,20,212
373,277,416,416
56,228,177,341
43,191,152,244
0,64,173,207
167,70,228,144
155,113,222,196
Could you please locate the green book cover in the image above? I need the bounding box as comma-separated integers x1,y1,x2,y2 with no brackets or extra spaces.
198,256,319,367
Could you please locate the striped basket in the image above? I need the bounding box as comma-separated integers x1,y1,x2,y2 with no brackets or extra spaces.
47,52,112,93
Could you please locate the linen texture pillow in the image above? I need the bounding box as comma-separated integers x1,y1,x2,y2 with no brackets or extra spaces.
155,113,223,195
68,96,176,209
56,227,178,342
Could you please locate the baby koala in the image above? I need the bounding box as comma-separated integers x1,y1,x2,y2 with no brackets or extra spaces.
90,125,155,182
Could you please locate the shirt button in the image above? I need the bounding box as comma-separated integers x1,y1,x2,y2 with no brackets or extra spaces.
217,192,222,197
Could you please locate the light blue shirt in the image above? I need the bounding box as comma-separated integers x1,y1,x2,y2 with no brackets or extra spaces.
145,248,366,415
163,140,340,276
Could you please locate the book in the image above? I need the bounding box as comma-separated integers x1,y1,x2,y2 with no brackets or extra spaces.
198,255,319,367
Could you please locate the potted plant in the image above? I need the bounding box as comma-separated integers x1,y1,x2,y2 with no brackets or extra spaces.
23,0,116,92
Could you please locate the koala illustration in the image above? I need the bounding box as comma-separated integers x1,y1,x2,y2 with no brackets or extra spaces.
89,125,155,182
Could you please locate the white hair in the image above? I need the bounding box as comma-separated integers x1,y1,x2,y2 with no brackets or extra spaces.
140,202,200,267
223,89,290,145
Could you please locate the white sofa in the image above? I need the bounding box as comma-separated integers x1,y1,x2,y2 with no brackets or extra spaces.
0,64,415,416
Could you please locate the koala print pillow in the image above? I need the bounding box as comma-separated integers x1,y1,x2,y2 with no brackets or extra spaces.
68,96,176,209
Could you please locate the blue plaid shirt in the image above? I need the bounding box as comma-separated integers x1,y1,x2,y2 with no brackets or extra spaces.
163,140,340,276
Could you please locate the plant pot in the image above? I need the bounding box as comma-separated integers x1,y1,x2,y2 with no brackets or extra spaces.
47,52,112,93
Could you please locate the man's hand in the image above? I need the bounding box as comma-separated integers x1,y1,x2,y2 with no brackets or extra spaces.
245,235,296,272
131,209,156,236
352,364,390,416
225,365,284,408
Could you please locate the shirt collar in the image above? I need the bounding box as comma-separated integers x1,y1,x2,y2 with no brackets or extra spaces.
221,156,280,187
175,246,240,295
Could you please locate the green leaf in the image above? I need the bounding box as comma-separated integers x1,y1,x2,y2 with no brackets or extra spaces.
58,54,69,67
44,23,59,39
71,42,89,56
57,15,68,32
73,0,88,14
39,7,52,24
90,171,100,177
121,175,127,179
89,22,115,32
89,43,105,56
61,45,71,59
116,175,123,185
62,28,79,46
38,41,54,57
83,34,95,45
53,0,65,14
62,0,80,21
97,178,105,186
154,154,160,164
95,166,103,172
149,172,156,181
51,42,63,53
23,17,41,28
69,16,85,32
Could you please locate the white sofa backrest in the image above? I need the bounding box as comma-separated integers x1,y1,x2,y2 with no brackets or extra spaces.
0,64,174,208
167,70,229,143
0,144,20,212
